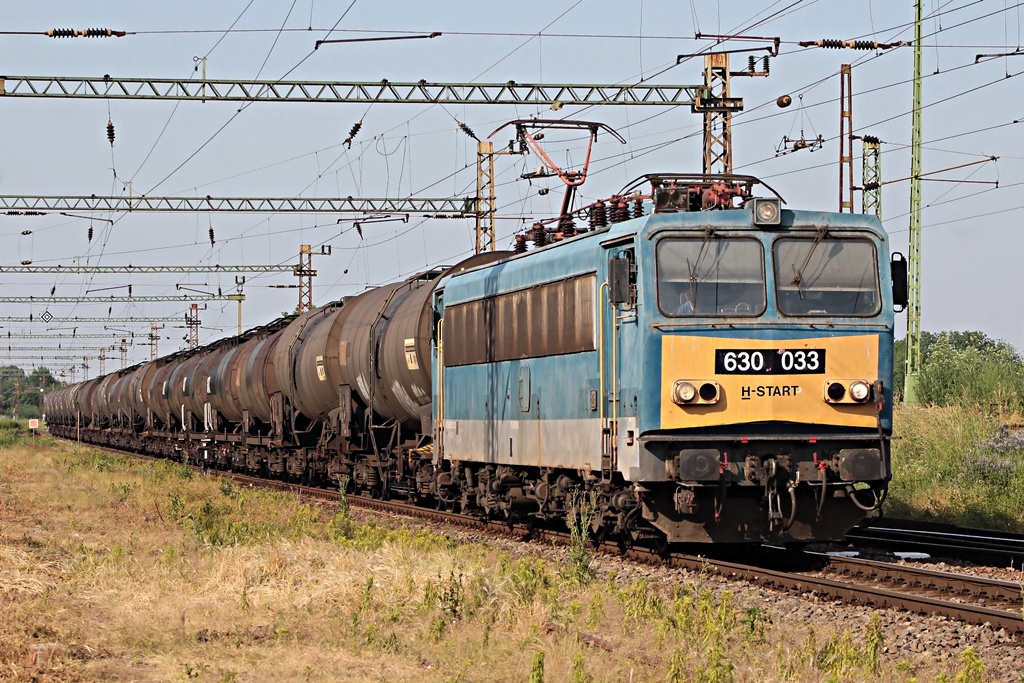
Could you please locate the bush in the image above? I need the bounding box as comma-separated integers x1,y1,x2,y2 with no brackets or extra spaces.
896,331,1024,406
888,404,1024,529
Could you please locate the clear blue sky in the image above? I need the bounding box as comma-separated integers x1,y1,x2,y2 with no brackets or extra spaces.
0,1,1020,375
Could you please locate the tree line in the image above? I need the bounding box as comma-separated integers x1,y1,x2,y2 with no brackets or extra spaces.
894,331,1024,406
0,365,61,420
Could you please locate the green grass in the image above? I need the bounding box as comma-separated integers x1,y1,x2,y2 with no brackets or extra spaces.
888,403,1024,529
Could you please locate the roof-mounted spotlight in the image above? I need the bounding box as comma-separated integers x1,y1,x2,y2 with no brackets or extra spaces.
749,197,781,226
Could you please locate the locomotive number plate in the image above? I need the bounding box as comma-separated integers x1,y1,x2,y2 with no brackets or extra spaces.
714,348,826,375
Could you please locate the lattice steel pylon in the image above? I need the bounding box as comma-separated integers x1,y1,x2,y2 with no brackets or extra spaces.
861,136,882,218
697,53,735,174
98,348,106,375
905,0,924,404
119,339,128,369
839,64,854,212
185,304,203,350
475,139,526,253
476,141,496,254
149,323,164,361
297,245,314,312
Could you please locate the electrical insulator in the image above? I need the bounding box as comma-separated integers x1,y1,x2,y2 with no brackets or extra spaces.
862,135,881,145
632,197,644,219
532,223,547,248
763,56,770,74
609,196,630,223
559,215,576,238
590,200,608,229
820,39,845,49
208,226,215,246
514,234,528,254
458,121,480,141
344,120,362,148
748,56,756,73
87,225,94,242
106,120,115,145
47,28,125,38
21,260,31,265
21,230,32,235
50,286,56,296
777,95,792,108
128,284,132,297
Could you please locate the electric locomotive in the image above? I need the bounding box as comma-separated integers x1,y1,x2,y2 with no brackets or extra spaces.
44,172,905,545
432,173,903,543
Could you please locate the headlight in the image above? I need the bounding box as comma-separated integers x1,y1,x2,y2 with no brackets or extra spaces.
824,378,875,404
849,380,872,403
751,198,781,225
672,380,720,405
673,382,697,404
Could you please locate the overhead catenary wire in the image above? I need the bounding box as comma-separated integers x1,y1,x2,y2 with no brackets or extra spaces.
8,1,1024,348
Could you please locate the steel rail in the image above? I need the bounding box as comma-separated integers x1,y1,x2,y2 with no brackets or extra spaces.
823,554,1024,605
670,553,1024,634
849,518,1024,566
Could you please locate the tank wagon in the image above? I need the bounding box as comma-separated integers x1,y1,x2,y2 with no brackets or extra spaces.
45,173,906,544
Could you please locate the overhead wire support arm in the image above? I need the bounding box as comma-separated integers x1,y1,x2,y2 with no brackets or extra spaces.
976,50,1024,63
314,32,441,49
864,157,999,190
0,76,701,106
0,195,478,214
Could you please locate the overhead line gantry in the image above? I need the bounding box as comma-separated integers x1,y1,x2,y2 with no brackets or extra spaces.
1,195,476,214
0,316,179,323
2,334,143,339
0,294,241,303
0,264,294,274
0,76,701,106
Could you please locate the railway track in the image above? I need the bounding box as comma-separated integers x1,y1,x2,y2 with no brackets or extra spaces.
78,442,1024,636
849,517,1024,566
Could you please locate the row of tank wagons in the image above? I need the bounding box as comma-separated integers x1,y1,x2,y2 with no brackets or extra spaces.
43,258,491,434
44,320,287,430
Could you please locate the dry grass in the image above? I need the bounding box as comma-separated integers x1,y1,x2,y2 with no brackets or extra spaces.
0,432,999,681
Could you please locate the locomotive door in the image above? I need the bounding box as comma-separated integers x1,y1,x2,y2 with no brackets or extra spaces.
603,243,637,480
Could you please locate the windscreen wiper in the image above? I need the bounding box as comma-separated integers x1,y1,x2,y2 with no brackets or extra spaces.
789,226,828,300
